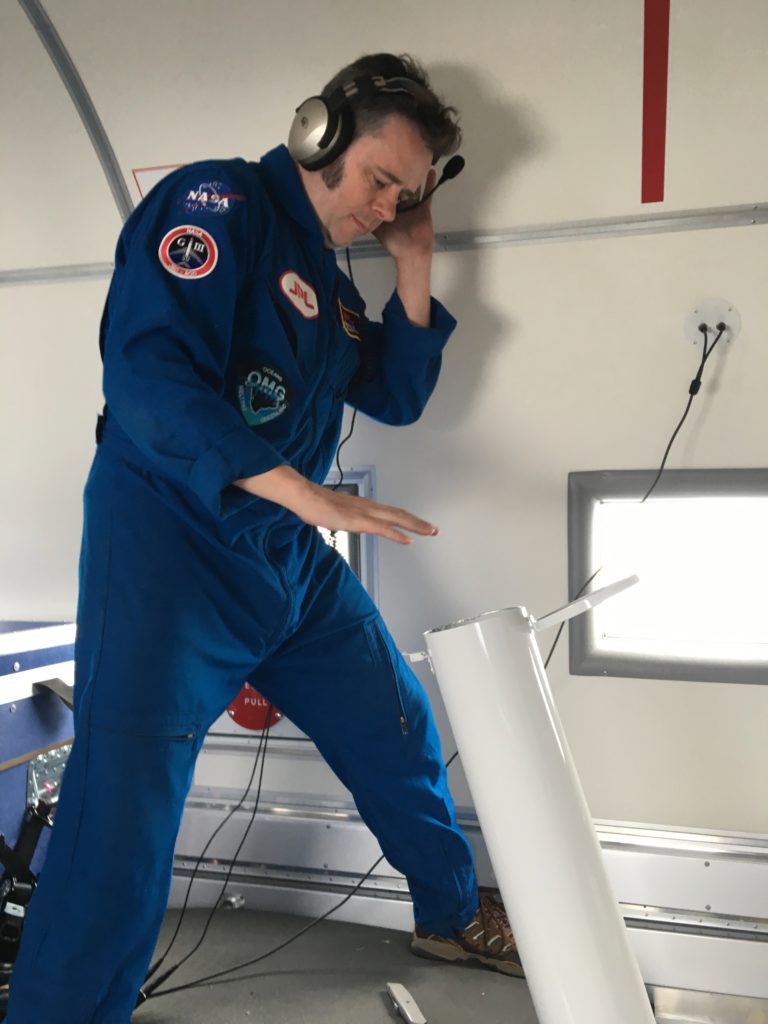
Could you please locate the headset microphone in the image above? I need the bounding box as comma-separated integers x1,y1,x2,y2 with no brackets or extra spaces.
439,154,466,181
401,155,465,210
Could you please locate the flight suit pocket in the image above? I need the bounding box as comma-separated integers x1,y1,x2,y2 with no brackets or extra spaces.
364,619,409,736
83,722,199,883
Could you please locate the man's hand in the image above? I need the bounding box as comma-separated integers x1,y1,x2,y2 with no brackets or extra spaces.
373,168,437,262
373,168,437,328
235,465,438,545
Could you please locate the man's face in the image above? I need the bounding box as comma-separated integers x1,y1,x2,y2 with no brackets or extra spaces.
309,114,433,248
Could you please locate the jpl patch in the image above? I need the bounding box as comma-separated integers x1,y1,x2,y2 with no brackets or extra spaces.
182,180,244,215
338,299,362,340
238,363,293,426
279,271,318,319
158,225,218,279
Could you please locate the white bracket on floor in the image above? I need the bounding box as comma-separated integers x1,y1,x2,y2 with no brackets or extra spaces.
386,982,427,1024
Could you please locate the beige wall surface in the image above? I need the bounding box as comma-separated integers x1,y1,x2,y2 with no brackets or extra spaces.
0,280,106,614
3,0,767,268
2,0,767,833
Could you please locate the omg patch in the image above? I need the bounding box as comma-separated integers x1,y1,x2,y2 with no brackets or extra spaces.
158,225,218,279
238,364,292,426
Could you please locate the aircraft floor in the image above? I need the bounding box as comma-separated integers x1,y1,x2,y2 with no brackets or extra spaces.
135,908,539,1024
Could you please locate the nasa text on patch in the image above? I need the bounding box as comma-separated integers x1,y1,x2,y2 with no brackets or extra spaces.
182,180,245,216
158,225,219,279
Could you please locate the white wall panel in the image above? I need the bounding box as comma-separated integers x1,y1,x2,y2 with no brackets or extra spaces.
667,0,768,209
0,280,106,618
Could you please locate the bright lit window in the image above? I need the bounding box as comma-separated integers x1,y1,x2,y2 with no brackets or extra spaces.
319,467,378,605
568,469,768,683
318,482,360,575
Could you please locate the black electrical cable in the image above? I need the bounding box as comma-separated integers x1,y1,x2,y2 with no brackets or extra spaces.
140,712,272,1000
145,696,460,999
331,407,359,494
543,567,603,670
143,721,269,979
641,323,725,503
143,751,470,1001
329,243,358,553
334,159,464,488
146,742,463,1001
544,322,727,670
330,248,358,494
146,853,386,998
145,718,272,996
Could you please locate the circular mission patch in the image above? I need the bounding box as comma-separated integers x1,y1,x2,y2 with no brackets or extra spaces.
158,225,218,279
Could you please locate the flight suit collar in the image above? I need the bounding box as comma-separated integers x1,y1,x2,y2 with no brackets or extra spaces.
258,145,327,249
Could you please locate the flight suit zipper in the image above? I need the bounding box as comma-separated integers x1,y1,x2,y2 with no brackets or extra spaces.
366,621,409,736
266,281,299,358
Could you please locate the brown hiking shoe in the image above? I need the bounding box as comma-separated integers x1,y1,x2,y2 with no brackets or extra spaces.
410,892,524,977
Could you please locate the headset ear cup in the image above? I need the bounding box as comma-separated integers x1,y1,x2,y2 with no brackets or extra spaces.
288,96,332,168
311,102,355,170
288,95,355,171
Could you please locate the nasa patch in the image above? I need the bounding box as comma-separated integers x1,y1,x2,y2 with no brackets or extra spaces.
238,363,293,426
182,180,244,216
279,270,318,319
338,299,363,340
158,225,218,279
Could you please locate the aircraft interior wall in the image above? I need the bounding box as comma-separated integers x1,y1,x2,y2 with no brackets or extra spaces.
2,0,768,887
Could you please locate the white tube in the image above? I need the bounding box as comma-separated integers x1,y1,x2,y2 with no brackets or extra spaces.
425,606,655,1024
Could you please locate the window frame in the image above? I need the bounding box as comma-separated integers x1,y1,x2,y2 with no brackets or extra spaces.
568,468,768,684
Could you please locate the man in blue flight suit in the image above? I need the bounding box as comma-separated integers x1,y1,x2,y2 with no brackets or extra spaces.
6,52,522,1024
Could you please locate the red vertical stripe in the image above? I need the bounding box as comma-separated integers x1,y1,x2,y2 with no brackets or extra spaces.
641,0,671,203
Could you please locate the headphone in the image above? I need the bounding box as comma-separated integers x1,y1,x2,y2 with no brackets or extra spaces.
288,74,438,171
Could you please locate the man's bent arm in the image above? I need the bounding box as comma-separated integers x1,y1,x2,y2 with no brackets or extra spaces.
235,465,439,545
394,249,433,327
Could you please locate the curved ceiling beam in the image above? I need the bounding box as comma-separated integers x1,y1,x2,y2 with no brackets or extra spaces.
18,0,134,222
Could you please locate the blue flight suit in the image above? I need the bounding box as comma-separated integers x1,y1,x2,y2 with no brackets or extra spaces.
7,145,477,1024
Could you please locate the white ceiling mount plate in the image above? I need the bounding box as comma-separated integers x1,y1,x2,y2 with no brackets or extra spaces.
684,299,741,348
